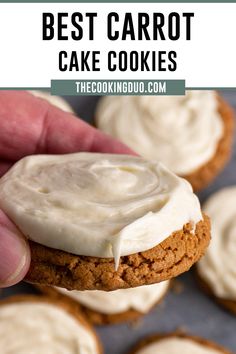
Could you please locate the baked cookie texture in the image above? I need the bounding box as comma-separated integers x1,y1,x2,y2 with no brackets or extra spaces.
184,96,234,191
129,332,233,354
26,215,210,291
0,295,103,354
37,282,170,325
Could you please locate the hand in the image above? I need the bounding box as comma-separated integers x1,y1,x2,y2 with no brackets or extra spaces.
0,91,134,288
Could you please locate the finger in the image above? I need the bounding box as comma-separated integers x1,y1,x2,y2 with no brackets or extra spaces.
0,160,13,177
0,91,135,161
42,115,136,155
0,210,30,287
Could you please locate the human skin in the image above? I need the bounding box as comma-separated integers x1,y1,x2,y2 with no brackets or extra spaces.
0,91,134,288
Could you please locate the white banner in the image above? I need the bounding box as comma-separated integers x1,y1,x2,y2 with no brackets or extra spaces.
0,3,235,88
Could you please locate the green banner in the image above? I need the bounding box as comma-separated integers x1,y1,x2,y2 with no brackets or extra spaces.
51,79,185,96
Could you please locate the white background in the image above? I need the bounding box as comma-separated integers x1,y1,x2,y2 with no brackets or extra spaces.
0,3,235,87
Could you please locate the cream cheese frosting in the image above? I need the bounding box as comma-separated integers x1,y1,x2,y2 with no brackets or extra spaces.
0,153,202,267
56,280,169,314
135,337,224,354
197,187,236,300
0,301,99,354
96,91,223,175
30,90,74,113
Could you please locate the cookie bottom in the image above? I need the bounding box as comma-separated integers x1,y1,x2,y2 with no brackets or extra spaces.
37,282,170,325
129,332,232,354
25,215,210,291
196,273,236,316
184,95,234,191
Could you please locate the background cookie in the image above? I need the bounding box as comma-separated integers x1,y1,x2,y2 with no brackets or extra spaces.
37,280,170,325
197,187,236,315
185,96,234,191
95,92,234,192
0,295,103,353
129,332,233,354
197,276,236,316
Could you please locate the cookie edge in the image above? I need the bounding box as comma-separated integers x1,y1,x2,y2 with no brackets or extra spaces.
128,331,233,354
196,271,236,316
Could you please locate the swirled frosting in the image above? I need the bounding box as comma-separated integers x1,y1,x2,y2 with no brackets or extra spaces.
135,337,224,354
96,91,223,175
30,90,73,113
56,280,169,314
0,301,99,354
0,153,202,267
197,187,236,300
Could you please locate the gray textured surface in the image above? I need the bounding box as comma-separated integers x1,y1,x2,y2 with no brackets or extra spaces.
1,92,236,354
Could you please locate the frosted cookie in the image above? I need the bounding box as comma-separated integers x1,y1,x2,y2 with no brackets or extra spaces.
38,280,169,325
129,333,232,354
197,187,236,314
29,90,74,113
0,295,102,354
0,153,210,290
95,91,234,191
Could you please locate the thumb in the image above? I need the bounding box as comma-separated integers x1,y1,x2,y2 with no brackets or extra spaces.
0,210,30,287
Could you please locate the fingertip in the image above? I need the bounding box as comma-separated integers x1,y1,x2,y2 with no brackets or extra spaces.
90,129,138,156
108,140,138,156
3,237,31,287
0,211,31,288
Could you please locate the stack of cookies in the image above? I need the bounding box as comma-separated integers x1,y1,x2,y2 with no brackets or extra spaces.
0,90,234,353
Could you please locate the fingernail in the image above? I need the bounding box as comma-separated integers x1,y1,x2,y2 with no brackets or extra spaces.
0,225,30,287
